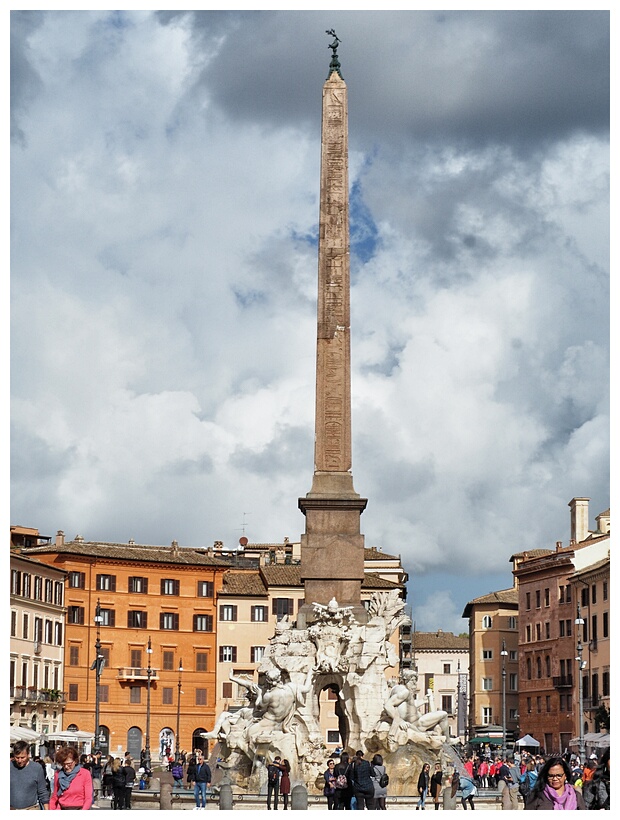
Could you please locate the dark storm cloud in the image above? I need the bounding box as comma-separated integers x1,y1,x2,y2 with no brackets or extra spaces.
179,10,609,151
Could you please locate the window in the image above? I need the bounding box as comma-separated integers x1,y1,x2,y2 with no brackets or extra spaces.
481,615,492,629
273,598,294,620
251,646,265,662
101,647,110,666
99,608,116,627
559,585,565,603
581,587,589,608
127,610,147,629
509,709,518,720
69,684,78,702
11,610,16,637
162,688,173,705
54,582,63,605
509,650,517,661
160,613,179,630
509,673,518,690
527,658,532,680
96,574,116,592
219,605,237,622
23,613,29,639
546,695,551,712
130,687,141,704
34,577,43,600
482,649,493,660
545,622,550,639
11,570,21,595
161,579,180,596
482,677,493,690
68,571,85,589
45,579,53,602
535,590,541,609
603,581,608,601
536,623,541,641
196,652,208,672
592,615,598,642
68,606,85,625
566,584,572,602
441,695,453,714
219,646,237,663
546,656,551,677
544,588,550,607
23,574,31,598
559,620,565,637
194,614,213,632
537,697,542,713
327,730,340,744
526,592,531,610
602,670,609,697
443,663,451,674
591,584,597,605
197,581,214,598
583,619,588,643
222,682,232,699
526,625,531,642
129,576,148,594
34,617,43,642
536,657,542,678
251,606,268,622
163,651,175,671
195,688,207,706
99,685,109,703
508,616,517,629
527,697,532,713
69,646,80,666
603,611,608,638
131,649,143,668
482,707,492,723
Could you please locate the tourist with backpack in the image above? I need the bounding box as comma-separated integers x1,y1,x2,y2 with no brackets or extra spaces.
266,755,283,810
371,753,389,810
171,759,184,790
334,751,353,809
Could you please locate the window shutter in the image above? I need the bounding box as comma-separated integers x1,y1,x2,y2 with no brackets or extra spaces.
96,574,102,589
143,577,148,594
160,579,165,594
110,576,116,592
272,599,278,615
207,614,213,632
160,613,165,629
288,599,294,615
109,610,116,627
79,607,85,625
174,579,180,596
232,647,237,662
129,576,134,591
173,613,179,630
232,605,238,621
79,572,86,589
219,647,224,663
219,605,224,620
193,615,198,631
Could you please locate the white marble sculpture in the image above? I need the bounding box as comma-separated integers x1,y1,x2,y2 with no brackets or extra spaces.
206,590,454,794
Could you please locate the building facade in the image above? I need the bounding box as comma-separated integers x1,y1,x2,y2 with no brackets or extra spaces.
21,532,232,761
10,528,67,743
462,588,520,744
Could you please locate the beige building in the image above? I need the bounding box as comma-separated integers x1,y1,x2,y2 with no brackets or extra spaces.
462,588,520,744
405,630,469,741
10,527,67,744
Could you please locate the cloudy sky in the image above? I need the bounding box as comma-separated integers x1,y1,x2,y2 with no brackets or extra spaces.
11,9,610,634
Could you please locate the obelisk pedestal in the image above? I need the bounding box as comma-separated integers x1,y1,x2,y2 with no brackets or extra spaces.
298,61,367,627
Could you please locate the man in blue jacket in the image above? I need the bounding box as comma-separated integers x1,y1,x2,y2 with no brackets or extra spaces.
193,749,211,809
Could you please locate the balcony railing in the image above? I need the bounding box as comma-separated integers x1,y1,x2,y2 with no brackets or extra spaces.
117,667,160,681
10,686,67,703
552,675,573,689
583,696,600,711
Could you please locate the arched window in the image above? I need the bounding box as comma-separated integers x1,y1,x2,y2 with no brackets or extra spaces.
482,616,492,629
526,658,532,680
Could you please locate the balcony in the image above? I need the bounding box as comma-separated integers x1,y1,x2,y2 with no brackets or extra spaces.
552,675,573,689
10,687,67,704
583,696,600,711
117,667,160,681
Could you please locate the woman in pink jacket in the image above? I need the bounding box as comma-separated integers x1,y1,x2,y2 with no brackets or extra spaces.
49,745,93,810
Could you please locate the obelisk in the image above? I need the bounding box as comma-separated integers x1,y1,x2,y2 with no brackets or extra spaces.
298,32,368,627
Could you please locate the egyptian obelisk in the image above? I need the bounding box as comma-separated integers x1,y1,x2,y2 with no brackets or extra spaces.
298,32,368,627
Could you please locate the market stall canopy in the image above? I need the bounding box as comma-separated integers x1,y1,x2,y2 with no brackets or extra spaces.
516,734,540,747
469,736,496,744
46,730,94,742
569,732,610,748
10,725,41,743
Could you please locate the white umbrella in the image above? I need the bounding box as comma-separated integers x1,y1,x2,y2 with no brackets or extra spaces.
10,725,41,743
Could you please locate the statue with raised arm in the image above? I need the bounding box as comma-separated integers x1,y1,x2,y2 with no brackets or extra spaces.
202,672,259,742
377,669,453,750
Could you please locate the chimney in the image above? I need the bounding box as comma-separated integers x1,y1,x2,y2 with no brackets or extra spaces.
128,538,135,546
55,530,65,547
556,541,562,552
74,535,84,543
568,497,590,543
171,540,179,557
595,510,610,535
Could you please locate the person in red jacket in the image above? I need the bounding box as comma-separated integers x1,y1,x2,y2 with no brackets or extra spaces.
49,746,93,810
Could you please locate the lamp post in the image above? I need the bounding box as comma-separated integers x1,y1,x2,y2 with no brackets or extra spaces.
501,640,508,757
145,636,153,770
92,600,104,752
575,604,586,762
175,659,183,762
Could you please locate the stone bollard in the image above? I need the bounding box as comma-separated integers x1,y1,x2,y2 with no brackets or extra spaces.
291,784,308,810
219,783,234,810
159,782,172,811
443,786,457,810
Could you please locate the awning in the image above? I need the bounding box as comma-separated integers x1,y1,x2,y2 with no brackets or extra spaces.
569,732,610,749
10,726,41,743
46,730,94,742
516,734,540,747
468,737,499,745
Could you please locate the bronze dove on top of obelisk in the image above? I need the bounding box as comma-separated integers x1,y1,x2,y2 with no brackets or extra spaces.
298,32,368,627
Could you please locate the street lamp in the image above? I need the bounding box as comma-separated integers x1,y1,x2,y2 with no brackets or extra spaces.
91,600,105,752
575,604,586,762
175,659,183,762
145,636,153,770
501,640,508,757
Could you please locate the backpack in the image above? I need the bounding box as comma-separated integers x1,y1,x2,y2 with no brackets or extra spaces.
269,765,280,783
518,775,531,799
374,766,389,788
171,764,183,779
335,773,348,789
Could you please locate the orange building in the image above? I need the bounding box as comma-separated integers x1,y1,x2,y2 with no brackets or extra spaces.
23,532,232,761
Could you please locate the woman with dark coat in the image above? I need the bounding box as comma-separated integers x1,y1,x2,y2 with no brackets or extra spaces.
334,751,352,810
524,757,586,810
279,759,291,810
111,758,126,811
186,754,197,791
417,762,430,810
324,759,338,810
583,748,610,810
